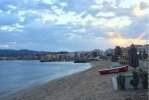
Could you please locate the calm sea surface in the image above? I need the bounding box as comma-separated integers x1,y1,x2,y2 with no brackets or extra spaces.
0,60,91,97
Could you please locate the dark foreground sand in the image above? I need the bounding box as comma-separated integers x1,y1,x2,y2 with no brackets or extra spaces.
3,61,148,100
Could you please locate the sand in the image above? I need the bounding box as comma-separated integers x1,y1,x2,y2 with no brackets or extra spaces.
2,61,148,100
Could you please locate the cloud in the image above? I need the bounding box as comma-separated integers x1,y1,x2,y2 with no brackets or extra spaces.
120,15,148,40
92,16,132,29
95,12,115,17
132,5,149,17
0,41,16,49
0,23,24,32
0,44,9,48
107,31,148,47
0,0,148,51
0,12,19,26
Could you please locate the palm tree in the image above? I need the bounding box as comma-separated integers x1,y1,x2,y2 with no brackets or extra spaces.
128,44,139,69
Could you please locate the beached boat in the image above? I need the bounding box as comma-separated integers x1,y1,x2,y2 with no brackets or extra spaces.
98,65,128,75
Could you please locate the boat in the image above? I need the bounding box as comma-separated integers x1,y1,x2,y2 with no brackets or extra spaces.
74,59,86,63
98,65,128,75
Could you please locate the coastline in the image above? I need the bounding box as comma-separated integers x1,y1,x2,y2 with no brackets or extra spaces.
2,60,148,100
0,61,91,98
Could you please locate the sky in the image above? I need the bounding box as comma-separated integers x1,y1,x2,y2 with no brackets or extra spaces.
0,0,149,51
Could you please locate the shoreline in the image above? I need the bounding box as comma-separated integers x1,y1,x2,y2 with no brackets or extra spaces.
2,60,148,100
0,62,91,99
2,60,111,100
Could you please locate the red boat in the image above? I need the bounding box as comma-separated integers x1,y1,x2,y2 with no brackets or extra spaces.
98,65,128,75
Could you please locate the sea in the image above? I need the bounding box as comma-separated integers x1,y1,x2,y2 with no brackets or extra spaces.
0,60,91,98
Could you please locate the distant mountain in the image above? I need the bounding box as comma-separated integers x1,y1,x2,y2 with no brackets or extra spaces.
0,49,48,57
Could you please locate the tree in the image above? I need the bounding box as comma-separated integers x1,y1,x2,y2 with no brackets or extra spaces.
117,74,125,90
142,49,147,60
138,49,142,60
114,46,122,57
128,44,139,69
111,55,118,62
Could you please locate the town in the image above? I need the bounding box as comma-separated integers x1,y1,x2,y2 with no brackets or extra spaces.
0,44,148,64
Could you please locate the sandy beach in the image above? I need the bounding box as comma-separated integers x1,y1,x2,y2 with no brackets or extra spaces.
3,61,148,100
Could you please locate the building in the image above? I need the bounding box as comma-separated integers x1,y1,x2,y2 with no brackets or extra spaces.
135,44,149,55
92,49,104,56
104,48,114,56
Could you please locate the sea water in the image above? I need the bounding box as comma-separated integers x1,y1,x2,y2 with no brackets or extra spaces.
0,60,91,97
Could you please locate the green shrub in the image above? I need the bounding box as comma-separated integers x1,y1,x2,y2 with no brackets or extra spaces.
138,69,148,89
138,69,143,77
130,69,148,89
142,71,148,89
117,74,125,90
139,71,148,89
130,71,139,89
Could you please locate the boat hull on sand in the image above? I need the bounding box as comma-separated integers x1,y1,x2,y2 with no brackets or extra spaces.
98,65,128,75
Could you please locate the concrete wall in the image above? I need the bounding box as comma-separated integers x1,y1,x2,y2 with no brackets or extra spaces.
139,61,149,68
